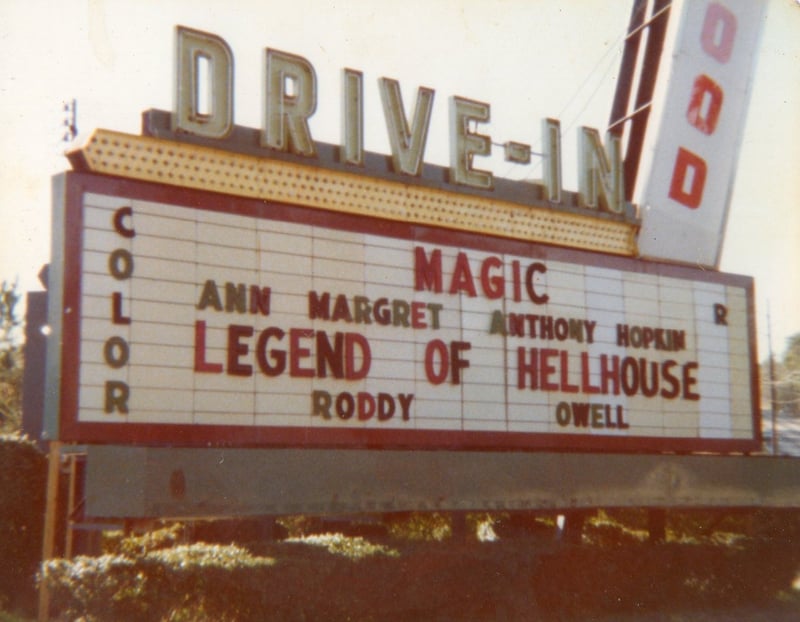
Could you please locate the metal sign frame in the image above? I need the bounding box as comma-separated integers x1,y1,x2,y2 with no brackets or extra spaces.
48,170,760,454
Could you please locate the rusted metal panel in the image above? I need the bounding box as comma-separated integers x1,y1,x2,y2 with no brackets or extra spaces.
84,446,800,519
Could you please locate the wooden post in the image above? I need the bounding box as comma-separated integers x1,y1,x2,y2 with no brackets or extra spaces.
64,454,79,558
38,441,62,622
648,508,667,544
450,511,471,543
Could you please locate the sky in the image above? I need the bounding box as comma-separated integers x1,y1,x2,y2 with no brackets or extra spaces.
0,0,798,359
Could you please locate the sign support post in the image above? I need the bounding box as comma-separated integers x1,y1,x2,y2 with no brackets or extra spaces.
38,441,61,622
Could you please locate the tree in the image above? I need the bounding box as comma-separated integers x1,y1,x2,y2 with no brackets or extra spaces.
778,333,800,416
0,279,23,432
763,332,800,418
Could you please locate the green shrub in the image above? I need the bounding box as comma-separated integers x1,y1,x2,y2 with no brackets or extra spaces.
42,541,276,622
585,509,649,545
531,540,800,617
103,523,186,557
0,435,46,614
284,532,399,559
38,522,800,621
275,514,322,538
385,512,452,541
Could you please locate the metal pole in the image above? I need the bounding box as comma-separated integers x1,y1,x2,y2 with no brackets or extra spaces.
622,0,671,201
608,0,647,139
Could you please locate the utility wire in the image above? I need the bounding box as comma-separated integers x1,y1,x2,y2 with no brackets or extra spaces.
499,1,653,181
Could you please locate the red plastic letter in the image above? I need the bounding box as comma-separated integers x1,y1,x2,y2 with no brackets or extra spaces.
669,148,707,209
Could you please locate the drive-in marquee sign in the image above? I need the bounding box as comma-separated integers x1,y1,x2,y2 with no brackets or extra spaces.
49,168,758,452
45,25,760,452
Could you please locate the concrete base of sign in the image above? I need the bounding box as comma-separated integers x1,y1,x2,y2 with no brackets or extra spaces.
83,446,800,519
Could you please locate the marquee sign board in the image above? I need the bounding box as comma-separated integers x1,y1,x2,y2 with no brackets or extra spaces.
48,169,759,453
42,23,760,454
